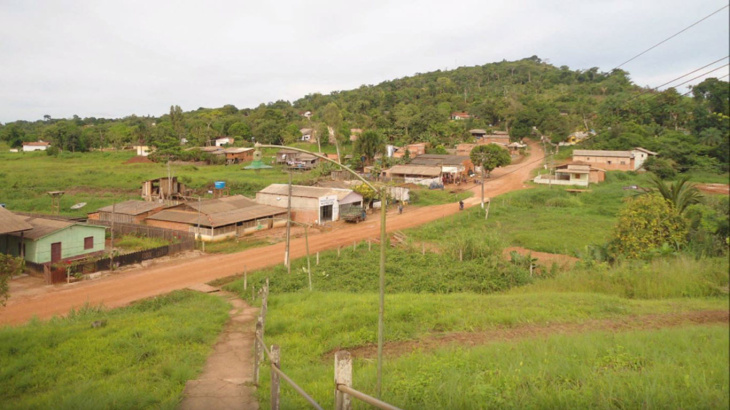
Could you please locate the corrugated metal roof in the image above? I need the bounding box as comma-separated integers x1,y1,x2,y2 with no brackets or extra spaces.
388,165,442,177
184,195,258,214
574,150,633,158
8,217,104,240
410,155,469,166
0,207,33,234
146,205,285,227
258,184,354,199
96,200,169,215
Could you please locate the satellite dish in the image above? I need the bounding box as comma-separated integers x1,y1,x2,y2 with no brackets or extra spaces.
70,202,87,210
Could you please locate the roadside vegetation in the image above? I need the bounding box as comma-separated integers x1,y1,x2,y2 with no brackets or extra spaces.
222,170,728,408
0,290,229,410
114,234,171,252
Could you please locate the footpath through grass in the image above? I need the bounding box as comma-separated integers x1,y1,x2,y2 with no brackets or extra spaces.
0,290,230,410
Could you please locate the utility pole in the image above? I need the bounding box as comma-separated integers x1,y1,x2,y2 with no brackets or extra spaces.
196,196,202,247
305,224,311,291
285,170,292,274
110,201,115,270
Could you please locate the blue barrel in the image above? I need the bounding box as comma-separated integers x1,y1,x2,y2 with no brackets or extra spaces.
214,181,226,189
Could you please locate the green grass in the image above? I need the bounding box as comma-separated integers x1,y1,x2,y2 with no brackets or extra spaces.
230,291,727,409
408,172,650,255
0,150,313,217
114,234,171,252
203,237,270,254
0,290,230,410
409,188,473,206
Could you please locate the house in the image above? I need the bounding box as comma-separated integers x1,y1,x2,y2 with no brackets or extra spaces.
276,149,300,165
0,207,33,258
275,150,320,170
144,195,286,241
300,128,314,142
300,111,312,119
507,141,527,153
469,129,487,139
1,216,106,264
256,185,363,224
391,143,427,159
224,147,255,164
451,112,470,120
134,145,151,156
350,128,362,142
533,162,605,187
214,137,234,147
385,165,442,186
572,147,656,171
22,141,50,152
410,154,474,178
480,131,510,145
456,143,476,156
141,177,189,202
87,200,171,224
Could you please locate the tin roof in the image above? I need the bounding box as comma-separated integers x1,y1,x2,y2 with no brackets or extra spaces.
146,205,285,228
8,217,104,240
387,165,442,177
0,207,33,234
96,200,170,216
184,195,258,214
410,155,470,166
258,184,357,200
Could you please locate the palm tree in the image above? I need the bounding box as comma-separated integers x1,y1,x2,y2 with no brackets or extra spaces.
648,174,702,215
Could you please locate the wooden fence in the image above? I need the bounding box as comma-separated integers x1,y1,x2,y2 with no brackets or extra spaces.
86,220,196,244
253,283,402,410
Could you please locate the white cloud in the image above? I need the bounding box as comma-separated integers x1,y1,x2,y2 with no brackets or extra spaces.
1,0,727,122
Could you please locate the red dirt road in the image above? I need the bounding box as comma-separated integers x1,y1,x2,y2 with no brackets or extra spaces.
0,144,544,326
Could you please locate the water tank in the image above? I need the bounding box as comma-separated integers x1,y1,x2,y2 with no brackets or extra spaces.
214,181,226,189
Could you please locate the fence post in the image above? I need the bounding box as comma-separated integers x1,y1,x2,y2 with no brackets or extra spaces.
353,241,356,251
337,247,340,257
334,351,352,410
261,286,268,324
422,243,425,255
316,252,319,265
254,318,263,385
271,345,281,410
459,249,463,262
368,240,371,252
244,268,247,291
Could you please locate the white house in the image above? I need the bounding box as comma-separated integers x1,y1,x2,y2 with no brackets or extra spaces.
22,141,50,152
134,145,151,156
255,184,363,225
214,137,234,147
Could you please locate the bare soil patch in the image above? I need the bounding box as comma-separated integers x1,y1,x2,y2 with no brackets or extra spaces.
697,183,729,195
504,246,579,270
336,310,729,360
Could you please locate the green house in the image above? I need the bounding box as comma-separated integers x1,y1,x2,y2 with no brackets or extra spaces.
0,217,107,264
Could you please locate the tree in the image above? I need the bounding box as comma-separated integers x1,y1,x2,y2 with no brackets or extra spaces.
470,144,512,209
608,194,687,259
354,130,385,165
647,174,702,215
353,182,377,209
1,254,24,305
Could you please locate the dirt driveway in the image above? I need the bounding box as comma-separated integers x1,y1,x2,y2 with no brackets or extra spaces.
0,143,545,326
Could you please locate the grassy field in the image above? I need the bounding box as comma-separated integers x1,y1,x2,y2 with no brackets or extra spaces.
0,150,312,217
114,234,172,252
0,290,230,410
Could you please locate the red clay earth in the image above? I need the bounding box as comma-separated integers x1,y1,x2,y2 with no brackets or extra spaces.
696,183,730,195
1,143,546,325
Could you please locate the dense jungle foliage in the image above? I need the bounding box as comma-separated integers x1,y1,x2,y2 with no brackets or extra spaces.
1,56,727,174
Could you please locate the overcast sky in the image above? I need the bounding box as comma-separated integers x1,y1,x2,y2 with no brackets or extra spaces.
1,0,728,123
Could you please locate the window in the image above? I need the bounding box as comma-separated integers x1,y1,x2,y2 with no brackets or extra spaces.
84,236,93,250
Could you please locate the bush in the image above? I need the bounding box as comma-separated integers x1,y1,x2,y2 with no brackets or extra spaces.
643,157,677,179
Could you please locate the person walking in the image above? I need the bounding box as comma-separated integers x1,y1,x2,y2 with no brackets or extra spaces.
459,200,464,211
398,202,403,214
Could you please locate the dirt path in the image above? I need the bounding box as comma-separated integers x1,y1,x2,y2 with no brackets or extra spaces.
339,310,730,359
180,288,259,410
0,143,545,326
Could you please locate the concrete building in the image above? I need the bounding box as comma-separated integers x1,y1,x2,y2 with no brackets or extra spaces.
572,147,656,171
385,165,442,186
410,154,474,178
22,141,50,152
256,184,363,224
533,163,605,187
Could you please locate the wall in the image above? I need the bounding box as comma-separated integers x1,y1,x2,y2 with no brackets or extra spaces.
533,174,589,187
23,225,106,264
572,155,634,171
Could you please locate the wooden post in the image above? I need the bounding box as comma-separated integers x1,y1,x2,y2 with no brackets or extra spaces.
459,249,463,262
337,247,340,257
244,269,247,291
485,199,491,220
285,171,292,274
305,225,312,291
251,285,255,302
335,351,353,410
353,241,356,251
254,319,263,385
368,240,371,252
271,345,281,410
316,252,319,265
422,243,425,255
110,201,115,270
261,286,268,323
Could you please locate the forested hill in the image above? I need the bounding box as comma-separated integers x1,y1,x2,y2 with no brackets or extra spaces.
1,56,728,174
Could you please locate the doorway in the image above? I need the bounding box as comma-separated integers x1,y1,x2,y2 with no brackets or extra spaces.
320,205,333,222
51,242,62,263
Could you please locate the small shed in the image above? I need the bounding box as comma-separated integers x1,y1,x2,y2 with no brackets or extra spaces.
141,177,189,202
223,147,255,164
385,165,442,186
88,200,171,224
22,141,50,152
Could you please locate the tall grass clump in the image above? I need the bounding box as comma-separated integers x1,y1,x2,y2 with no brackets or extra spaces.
513,256,729,299
0,290,230,410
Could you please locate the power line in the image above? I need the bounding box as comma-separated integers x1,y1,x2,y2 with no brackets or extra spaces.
671,63,729,89
613,4,729,70
626,57,729,102
681,73,730,96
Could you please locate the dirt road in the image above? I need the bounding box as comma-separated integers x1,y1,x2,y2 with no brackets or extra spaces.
0,143,544,326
